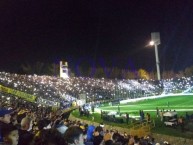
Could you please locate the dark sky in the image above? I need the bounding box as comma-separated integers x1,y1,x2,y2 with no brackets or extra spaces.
0,0,193,73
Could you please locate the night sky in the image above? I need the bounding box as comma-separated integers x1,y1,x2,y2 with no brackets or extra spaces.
0,0,193,73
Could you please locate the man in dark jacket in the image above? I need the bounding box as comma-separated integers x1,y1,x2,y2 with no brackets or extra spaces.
0,109,14,143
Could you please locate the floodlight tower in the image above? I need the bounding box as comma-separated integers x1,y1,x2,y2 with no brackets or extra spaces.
150,32,161,80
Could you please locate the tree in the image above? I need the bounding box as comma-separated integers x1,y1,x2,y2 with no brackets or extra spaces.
87,67,96,77
120,69,127,79
184,66,193,77
109,67,121,78
47,63,59,76
176,70,184,78
103,67,112,78
149,71,157,80
75,66,83,77
34,62,44,74
138,69,149,80
21,63,33,74
95,67,105,78
126,71,136,79
162,70,175,79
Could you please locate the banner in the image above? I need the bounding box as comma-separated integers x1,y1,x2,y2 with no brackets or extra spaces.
0,84,36,102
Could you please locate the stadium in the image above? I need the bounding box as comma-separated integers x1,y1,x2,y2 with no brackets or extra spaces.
1,66,193,145
1,1,193,144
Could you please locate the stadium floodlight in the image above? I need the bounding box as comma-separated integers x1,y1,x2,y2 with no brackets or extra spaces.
150,32,161,80
149,41,155,46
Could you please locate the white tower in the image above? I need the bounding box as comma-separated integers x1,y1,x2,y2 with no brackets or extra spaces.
60,61,69,79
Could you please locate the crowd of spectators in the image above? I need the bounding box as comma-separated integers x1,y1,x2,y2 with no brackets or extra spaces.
0,98,170,145
1,72,193,109
2,72,192,144
162,77,193,94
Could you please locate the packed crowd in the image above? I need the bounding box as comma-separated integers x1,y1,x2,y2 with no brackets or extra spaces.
0,98,169,145
1,71,191,145
162,77,193,94
1,72,193,109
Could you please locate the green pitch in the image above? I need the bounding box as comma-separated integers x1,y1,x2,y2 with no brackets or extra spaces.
72,95,193,138
99,95,193,114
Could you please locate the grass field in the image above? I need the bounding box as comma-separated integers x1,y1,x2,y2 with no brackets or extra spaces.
99,94,193,114
72,94,193,139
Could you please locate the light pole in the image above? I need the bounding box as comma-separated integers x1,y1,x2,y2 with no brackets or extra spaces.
150,32,161,80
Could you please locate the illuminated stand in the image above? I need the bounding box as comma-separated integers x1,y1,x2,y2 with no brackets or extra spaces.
59,61,85,107
60,61,69,79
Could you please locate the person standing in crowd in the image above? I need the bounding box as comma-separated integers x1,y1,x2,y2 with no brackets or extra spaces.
185,112,190,121
1,125,19,145
64,126,84,145
146,113,151,123
86,125,95,142
0,109,13,126
156,107,159,118
103,129,111,142
93,125,104,145
18,117,34,145
160,110,164,122
178,116,184,132
141,110,145,121
139,110,142,122
139,110,145,122
91,103,95,113
126,113,129,124
117,105,120,115
0,109,14,143
33,128,65,145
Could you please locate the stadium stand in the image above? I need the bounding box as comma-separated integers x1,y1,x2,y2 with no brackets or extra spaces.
1,72,193,145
